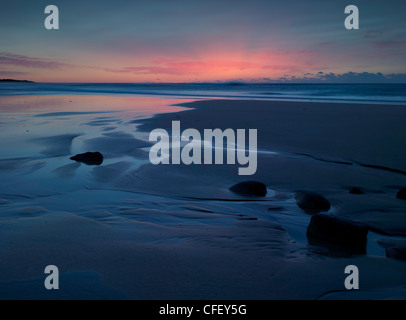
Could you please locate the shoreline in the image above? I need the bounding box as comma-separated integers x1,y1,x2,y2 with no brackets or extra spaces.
1,82,406,106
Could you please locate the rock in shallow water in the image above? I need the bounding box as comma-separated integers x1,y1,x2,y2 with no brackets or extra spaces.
70,152,104,165
349,187,364,195
378,239,406,261
396,187,406,200
229,181,267,197
306,214,369,257
386,247,406,261
295,191,331,214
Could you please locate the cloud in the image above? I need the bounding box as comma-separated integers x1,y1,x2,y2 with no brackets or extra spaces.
372,40,406,49
385,73,406,82
0,52,72,69
276,72,406,83
0,52,122,74
114,60,258,76
0,70,29,76
112,57,303,77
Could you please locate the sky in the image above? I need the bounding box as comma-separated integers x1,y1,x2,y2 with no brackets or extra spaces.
0,0,406,83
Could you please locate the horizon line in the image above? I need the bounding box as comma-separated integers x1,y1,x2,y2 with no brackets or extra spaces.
2,80,406,85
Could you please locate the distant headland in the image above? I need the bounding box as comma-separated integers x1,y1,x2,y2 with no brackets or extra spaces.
0,79,34,83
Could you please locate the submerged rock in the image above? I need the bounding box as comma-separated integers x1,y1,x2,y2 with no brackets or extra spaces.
378,239,406,261
349,187,364,195
396,187,406,200
295,191,331,214
229,181,267,197
306,214,368,256
70,152,104,165
386,247,406,261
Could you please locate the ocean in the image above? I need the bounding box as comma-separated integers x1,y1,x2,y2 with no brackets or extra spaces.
1,82,406,105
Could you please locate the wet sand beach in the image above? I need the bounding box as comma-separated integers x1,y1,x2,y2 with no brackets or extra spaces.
1,95,406,299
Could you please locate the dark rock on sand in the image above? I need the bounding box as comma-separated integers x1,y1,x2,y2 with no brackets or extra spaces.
295,191,330,214
229,181,267,197
349,187,364,194
307,214,368,256
70,152,104,165
396,187,406,200
386,247,406,261
378,239,406,261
